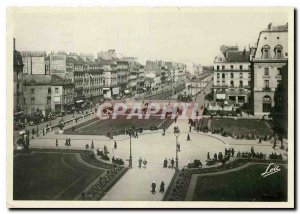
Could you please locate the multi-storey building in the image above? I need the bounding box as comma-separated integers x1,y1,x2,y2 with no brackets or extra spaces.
50,54,67,78
137,65,145,93
116,60,130,96
213,46,251,105
251,23,288,116
22,75,74,115
13,38,24,114
20,51,46,75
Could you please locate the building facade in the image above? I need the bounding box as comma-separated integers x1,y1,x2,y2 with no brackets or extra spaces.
213,46,251,105
251,23,288,116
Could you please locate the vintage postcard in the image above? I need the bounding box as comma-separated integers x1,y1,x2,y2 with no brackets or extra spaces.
6,7,294,208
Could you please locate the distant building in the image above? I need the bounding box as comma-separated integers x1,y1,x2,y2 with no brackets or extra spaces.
251,23,288,116
97,49,117,60
213,46,251,105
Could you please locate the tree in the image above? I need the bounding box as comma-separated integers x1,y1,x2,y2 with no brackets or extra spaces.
85,144,89,150
218,152,223,161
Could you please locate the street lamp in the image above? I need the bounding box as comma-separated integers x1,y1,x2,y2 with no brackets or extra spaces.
128,128,133,168
174,125,180,171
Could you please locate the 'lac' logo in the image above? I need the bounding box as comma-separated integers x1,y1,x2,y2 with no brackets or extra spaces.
261,163,281,178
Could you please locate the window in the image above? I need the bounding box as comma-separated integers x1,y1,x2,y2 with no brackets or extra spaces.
222,73,225,78
47,96,51,104
55,87,59,93
31,88,35,94
263,95,272,112
230,81,234,87
239,81,243,87
262,45,270,59
264,80,269,88
264,67,269,76
31,97,35,104
240,65,243,70
248,81,251,87
217,80,220,85
48,88,51,94
230,73,234,78
222,65,225,70
285,53,288,57
216,73,220,78
230,65,234,70
277,67,282,75
217,66,219,70
239,73,243,78
274,45,283,59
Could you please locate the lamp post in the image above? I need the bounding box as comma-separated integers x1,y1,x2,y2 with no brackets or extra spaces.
174,125,180,171
128,128,133,168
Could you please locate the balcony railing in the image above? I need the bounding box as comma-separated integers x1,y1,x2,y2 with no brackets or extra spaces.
262,86,272,91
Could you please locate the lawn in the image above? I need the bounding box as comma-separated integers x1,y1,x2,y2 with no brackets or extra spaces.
13,152,105,200
192,164,287,201
210,118,273,136
66,116,174,135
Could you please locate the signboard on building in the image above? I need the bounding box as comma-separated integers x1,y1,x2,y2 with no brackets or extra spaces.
216,93,226,99
112,87,119,95
31,57,45,74
50,55,66,75
54,96,61,104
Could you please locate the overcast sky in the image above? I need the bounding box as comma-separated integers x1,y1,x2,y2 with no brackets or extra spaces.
11,7,290,66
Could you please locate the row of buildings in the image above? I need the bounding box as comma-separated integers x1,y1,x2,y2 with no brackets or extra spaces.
13,46,187,116
143,60,187,90
212,23,288,118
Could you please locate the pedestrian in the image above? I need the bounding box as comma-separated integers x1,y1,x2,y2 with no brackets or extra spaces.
143,159,147,168
175,116,177,123
163,128,166,136
56,139,58,147
69,138,71,146
114,140,117,149
171,158,175,168
151,182,156,194
138,157,142,168
187,133,191,141
159,181,165,193
65,138,68,146
163,158,168,168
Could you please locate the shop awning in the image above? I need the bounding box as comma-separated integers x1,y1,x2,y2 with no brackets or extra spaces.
103,88,110,91
124,90,130,94
75,100,84,103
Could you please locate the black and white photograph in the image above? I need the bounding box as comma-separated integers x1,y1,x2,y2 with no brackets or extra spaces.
6,6,294,208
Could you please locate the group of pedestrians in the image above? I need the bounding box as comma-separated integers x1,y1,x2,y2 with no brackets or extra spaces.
138,157,148,168
163,158,176,169
151,181,165,194
65,138,71,146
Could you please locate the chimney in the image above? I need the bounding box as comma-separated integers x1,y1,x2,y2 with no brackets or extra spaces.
268,23,272,30
13,38,16,51
243,47,246,57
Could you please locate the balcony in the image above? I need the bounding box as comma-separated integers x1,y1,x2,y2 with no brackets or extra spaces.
212,85,228,89
262,86,272,92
